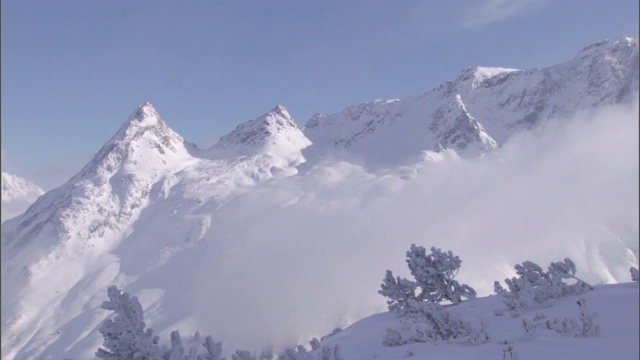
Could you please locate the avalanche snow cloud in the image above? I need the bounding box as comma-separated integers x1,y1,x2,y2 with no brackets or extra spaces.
187,99,639,352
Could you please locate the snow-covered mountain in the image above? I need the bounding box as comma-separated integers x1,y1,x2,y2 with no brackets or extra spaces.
1,35,638,359
1,171,44,222
303,35,638,168
0,102,313,359
205,104,310,159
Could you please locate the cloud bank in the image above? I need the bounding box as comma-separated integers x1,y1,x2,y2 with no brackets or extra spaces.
182,99,638,353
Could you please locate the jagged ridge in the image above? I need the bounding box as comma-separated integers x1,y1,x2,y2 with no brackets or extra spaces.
303,35,638,167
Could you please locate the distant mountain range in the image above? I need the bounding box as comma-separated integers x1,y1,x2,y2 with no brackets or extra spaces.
1,35,638,359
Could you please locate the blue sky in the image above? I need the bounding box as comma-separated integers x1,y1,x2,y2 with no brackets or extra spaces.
2,0,638,190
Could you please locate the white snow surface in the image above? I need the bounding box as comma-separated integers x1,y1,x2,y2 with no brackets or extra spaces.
1,172,45,222
313,282,639,360
1,36,638,359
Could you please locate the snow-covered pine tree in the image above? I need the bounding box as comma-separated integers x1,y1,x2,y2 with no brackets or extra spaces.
319,345,341,360
382,299,489,346
631,267,639,282
200,336,225,360
575,298,600,337
548,258,593,291
277,346,307,360
165,331,186,360
379,245,482,346
308,338,320,351
495,258,592,317
231,350,256,360
380,245,476,309
406,245,476,304
378,269,418,311
96,286,162,359
97,286,227,360
502,345,519,360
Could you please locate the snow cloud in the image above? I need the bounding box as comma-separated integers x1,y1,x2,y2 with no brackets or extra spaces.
186,99,638,353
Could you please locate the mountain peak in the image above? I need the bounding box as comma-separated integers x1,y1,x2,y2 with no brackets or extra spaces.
70,102,187,186
206,105,310,158
270,104,290,117
126,101,162,125
111,101,180,144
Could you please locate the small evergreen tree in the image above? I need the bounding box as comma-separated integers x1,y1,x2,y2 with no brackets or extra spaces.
319,345,341,360
97,286,227,360
277,346,307,360
378,270,418,311
522,298,600,338
502,345,519,360
382,299,488,346
308,338,321,351
630,267,639,282
406,245,476,304
495,258,592,317
96,286,162,359
165,331,186,360
231,350,256,360
199,336,225,360
379,245,476,311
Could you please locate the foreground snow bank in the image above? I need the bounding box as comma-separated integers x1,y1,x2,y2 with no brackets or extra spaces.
313,282,638,360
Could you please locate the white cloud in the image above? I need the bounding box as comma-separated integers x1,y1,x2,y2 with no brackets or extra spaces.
462,0,550,29
186,99,638,353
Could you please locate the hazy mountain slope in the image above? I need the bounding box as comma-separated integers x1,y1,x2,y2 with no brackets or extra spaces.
0,36,637,360
1,172,44,222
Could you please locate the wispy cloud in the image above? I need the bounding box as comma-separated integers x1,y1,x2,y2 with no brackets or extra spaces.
462,0,550,29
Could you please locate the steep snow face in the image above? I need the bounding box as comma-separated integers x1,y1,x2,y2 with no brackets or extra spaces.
2,102,192,256
0,102,199,360
304,35,638,167
1,172,45,222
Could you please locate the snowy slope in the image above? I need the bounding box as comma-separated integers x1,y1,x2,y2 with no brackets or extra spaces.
310,282,639,360
0,36,638,360
1,172,45,222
